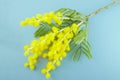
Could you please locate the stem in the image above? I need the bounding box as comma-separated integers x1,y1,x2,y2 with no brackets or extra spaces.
86,0,120,18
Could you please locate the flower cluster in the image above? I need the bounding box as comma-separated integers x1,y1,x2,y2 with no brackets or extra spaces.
23,23,78,79
20,12,63,27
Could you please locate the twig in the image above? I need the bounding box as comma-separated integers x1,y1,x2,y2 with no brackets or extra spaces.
86,0,120,18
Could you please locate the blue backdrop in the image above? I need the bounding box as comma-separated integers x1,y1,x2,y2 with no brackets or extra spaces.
0,0,120,80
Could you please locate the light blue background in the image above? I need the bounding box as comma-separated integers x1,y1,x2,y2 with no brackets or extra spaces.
0,0,120,80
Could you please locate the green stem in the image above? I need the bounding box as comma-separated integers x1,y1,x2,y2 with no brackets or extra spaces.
86,0,120,18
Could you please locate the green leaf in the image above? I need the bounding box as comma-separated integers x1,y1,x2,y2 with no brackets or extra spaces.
55,8,68,14
71,15,81,21
71,39,92,61
72,46,82,62
63,10,75,17
73,30,87,44
60,20,75,28
34,23,52,38
70,11,79,18
81,42,92,60
82,39,91,50
55,8,87,30
77,48,82,61
72,45,80,61
71,14,86,22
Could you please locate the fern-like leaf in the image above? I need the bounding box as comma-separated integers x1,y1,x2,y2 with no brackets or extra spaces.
34,23,52,38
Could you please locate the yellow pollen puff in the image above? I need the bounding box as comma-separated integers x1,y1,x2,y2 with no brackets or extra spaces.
36,14,42,19
47,65,53,70
38,52,42,56
56,61,61,66
54,54,59,59
20,11,63,28
24,62,29,67
23,45,29,50
72,23,78,27
33,54,39,59
60,57,63,61
56,12,63,17
31,17,36,21
31,40,38,46
57,32,64,38
44,13,49,17
45,40,51,45
66,32,74,39
72,23,78,33
62,52,67,58
28,20,34,25
51,65,56,70
33,21,40,27
53,16,60,24
42,54,48,58
48,56,54,60
48,12,55,18
20,21,27,26
63,27,71,33
29,62,34,66
30,48,35,53
50,35,55,41
45,73,51,79
29,65,35,70
63,39,69,44
57,20,62,25
25,18,31,22
24,51,29,56
66,46,70,51
52,26,59,33
31,59,37,64
28,56,33,61
47,52,53,56
41,68,47,74
47,19,52,24
47,61,53,66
